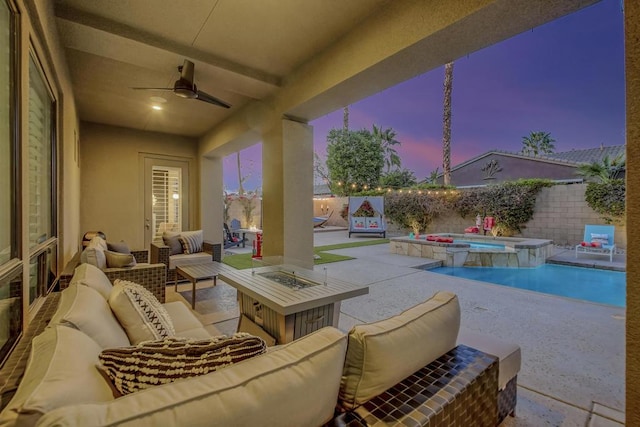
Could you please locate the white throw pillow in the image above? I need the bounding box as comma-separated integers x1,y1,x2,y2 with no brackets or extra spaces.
0,326,116,427
48,284,130,349
109,279,175,344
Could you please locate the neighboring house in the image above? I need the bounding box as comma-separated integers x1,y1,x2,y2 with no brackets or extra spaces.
313,184,333,197
436,145,625,186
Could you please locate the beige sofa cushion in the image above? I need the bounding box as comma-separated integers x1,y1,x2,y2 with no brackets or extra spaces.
339,291,460,410
69,262,113,300
109,280,175,344
163,301,211,339
0,326,115,427
79,236,108,270
48,285,130,349
36,327,348,427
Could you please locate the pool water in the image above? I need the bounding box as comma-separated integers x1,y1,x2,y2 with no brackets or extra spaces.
427,264,625,307
453,240,506,250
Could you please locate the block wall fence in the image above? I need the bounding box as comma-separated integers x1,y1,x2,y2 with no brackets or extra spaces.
314,184,627,250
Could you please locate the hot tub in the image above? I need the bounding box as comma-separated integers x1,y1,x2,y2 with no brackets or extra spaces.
390,233,553,268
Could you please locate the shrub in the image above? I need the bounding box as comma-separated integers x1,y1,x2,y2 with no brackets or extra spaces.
385,191,456,234
454,180,552,236
585,180,625,222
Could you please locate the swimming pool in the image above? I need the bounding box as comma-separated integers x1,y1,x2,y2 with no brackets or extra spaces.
426,264,625,307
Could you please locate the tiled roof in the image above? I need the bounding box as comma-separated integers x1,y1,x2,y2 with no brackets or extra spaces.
314,183,332,195
545,145,625,164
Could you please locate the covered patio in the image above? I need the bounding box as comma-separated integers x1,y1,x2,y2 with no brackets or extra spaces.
1,0,638,424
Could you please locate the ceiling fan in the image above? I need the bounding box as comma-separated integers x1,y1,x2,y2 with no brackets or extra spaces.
131,59,231,109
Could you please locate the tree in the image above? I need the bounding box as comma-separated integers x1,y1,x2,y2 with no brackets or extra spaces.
380,168,417,188
236,152,247,195
428,167,440,185
343,106,349,131
576,153,626,183
442,62,454,185
373,124,401,173
521,131,556,157
313,152,331,187
325,128,384,196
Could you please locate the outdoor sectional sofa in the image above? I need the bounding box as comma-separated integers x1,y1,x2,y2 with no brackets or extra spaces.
0,264,520,427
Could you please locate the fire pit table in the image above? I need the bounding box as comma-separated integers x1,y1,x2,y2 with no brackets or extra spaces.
219,264,368,344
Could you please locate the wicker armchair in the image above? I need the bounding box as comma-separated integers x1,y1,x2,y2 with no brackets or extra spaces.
150,240,221,283
58,250,167,303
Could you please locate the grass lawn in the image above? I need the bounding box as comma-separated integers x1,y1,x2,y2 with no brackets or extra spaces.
222,238,389,270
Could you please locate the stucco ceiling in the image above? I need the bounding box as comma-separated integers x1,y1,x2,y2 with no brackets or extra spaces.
54,0,389,137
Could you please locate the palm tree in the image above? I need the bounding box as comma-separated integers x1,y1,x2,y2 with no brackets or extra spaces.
343,106,349,131
521,131,556,157
442,62,454,185
576,153,626,183
236,152,245,196
373,124,401,173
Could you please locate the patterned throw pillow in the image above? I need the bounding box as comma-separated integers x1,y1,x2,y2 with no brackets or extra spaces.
179,230,204,254
99,333,267,395
109,280,175,344
590,233,609,245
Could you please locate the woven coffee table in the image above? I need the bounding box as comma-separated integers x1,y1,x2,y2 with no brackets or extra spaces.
175,262,225,309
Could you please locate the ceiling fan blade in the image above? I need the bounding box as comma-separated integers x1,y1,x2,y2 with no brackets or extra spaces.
180,60,195,85
195,90,231,109
130,87,174,91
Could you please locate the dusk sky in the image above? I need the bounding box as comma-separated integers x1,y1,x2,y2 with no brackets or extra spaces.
224,0,625,192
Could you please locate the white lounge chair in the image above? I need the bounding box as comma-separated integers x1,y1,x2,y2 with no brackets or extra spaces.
575,224,616,262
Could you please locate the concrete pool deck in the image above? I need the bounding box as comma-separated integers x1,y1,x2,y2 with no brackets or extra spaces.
171,230,625,426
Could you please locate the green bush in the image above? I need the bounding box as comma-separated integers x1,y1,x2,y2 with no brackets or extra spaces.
454,180,552,236
384,191,457,234
585,180,625,222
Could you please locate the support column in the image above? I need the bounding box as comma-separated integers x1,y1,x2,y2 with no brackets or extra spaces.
625,0,640,424
200,155,224,247
262,118,314,268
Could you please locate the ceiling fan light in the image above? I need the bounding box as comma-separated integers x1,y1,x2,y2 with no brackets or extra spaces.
174,88,197,99
152,105,162,111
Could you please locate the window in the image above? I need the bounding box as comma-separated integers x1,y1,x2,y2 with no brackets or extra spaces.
152,166,182,239
0,266,22,365
28,54,55,249
0,0,16,266
0,0,21,368
28,53,56,304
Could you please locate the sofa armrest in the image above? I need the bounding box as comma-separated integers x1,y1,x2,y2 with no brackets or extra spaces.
59,252,82,291
203,241,222,262
103,264,167,303
131,249,148,263
150,241,170,267
330,345,499,427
